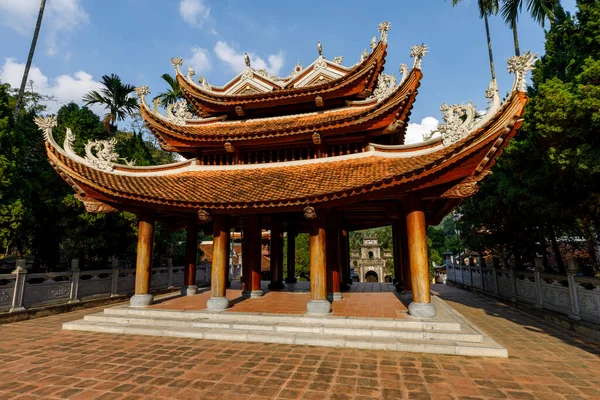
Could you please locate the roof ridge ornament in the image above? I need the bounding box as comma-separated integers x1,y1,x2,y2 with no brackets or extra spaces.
359,49,368,63
398,63,409,86
507,50,538,92
370,36,377,52
317,41,322,56
368,72,397,102
378,21,391,44
332,56,343,65
171,57,183,74
84,138,119,172
410,44,428,70
244,52,251,68
166,99,194,125
439,102,476,146
187,66,195,81
34,115,57,141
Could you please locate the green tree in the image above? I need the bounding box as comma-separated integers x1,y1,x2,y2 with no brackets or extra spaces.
154,73,184,108
501,0,558,56
83,74,138,133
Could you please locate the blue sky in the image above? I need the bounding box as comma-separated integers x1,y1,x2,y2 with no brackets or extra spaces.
0,0,577,143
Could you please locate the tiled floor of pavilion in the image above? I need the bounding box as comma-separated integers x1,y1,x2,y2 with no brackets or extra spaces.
2,284,600,399
151,281,408,319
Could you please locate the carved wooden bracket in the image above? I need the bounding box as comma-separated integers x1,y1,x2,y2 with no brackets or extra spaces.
75,194,118,214
440,170,493,199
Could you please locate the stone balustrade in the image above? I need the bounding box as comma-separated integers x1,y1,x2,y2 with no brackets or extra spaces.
446,261,600,324
0,259,212,313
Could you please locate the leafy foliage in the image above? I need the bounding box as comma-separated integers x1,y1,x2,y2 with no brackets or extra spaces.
83,74,138,133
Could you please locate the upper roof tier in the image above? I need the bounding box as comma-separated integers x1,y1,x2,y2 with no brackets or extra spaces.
138,66,422,153
174,23,392,118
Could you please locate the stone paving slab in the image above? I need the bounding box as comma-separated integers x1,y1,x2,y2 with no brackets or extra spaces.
1,284,600,399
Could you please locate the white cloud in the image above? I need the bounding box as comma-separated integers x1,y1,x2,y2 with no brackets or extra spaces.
214,41,284,76
179,0,210,28
0,0,89,56
404,116,440,144
186,46,211,74
0,57,102,113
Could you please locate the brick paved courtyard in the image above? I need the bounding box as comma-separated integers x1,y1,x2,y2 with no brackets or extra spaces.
1,284,600,400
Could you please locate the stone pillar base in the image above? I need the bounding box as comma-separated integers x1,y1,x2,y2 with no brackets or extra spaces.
268,282,285,290
306,300,331,315
408,302,436,318
327,292,343,301
130,294,153,308
250,290,264,298
207,296,230,311
181,285,198,296
285,277,297,284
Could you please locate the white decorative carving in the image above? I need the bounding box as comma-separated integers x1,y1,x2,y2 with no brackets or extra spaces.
579,293,600,314
244,52,251,67
410,44,429,69
187,66,195,81
241,68,254,80
332,56,343,65
439,102,476,146
84,138,119,172
470,78,501,131
370,36,377,52
317,41,322,56
398,64,409,86
198,76,212,90
0,290,10,303
359,49,368,63
289,59,303,78
50,285,70,298
507,50,538,92
135,85,149,98
166,99,194,125
314,56,327,70
171,57,183,74
369,73,397,102
378,21,391,44
34,115,58,141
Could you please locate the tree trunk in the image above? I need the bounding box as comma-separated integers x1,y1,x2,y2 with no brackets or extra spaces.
549,226,565,273
511,19,520,56
483,13,496,81
13,0,46,121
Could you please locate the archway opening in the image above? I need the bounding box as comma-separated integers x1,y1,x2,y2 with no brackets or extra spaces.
365,270,378,282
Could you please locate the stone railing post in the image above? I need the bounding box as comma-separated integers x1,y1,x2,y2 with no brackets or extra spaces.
167,258,174,288
10,260,27,312
111,257,119,297
533,256,544,309
510,267,518,303
490,266,499,296
566,258,581,320
69,259,81,303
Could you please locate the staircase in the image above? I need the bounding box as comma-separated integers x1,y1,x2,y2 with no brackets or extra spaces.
63,296,507,357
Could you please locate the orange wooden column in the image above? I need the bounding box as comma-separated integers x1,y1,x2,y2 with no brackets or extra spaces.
247,214,263,297
285,226,297,284
406,199,436,318
131,216,155,307
326,215,342,300
269,219,285,289
307,212,331,314
182,223,198,296
207,215,230,310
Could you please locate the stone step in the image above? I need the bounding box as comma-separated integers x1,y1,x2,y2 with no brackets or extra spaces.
102,306,462,331
63,319,507,358
83,312,483,342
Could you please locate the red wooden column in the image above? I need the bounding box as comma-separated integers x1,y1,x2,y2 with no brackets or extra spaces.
131,216,155,307
247,214,263,297
182,223,199,296
307,212,331,314
326,214,342,300
269,219,285,289
285,226,297,284
207,215,230,310
406,198,436,318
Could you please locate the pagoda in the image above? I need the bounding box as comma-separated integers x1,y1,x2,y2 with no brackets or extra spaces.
36,22,535,318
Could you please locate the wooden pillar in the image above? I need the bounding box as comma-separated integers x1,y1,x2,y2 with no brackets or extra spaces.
326,214,342,300
246,214,263,297
183,223,198,296
207,215,230,310
406,199,436,318
307,212,330,314
285,226,297,283
131,216,155,307
269,219,285,289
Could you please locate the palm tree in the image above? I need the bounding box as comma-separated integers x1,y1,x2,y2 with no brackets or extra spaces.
13,0,46,121
501,0,558,56
154,73,184,108
452,0,500,82
83,74,138,133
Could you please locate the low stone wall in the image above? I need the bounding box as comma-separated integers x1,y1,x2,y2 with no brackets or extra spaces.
446,263,600,325
0,259,212,313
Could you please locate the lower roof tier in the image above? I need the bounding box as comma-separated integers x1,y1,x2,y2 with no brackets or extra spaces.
41,92,527,217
